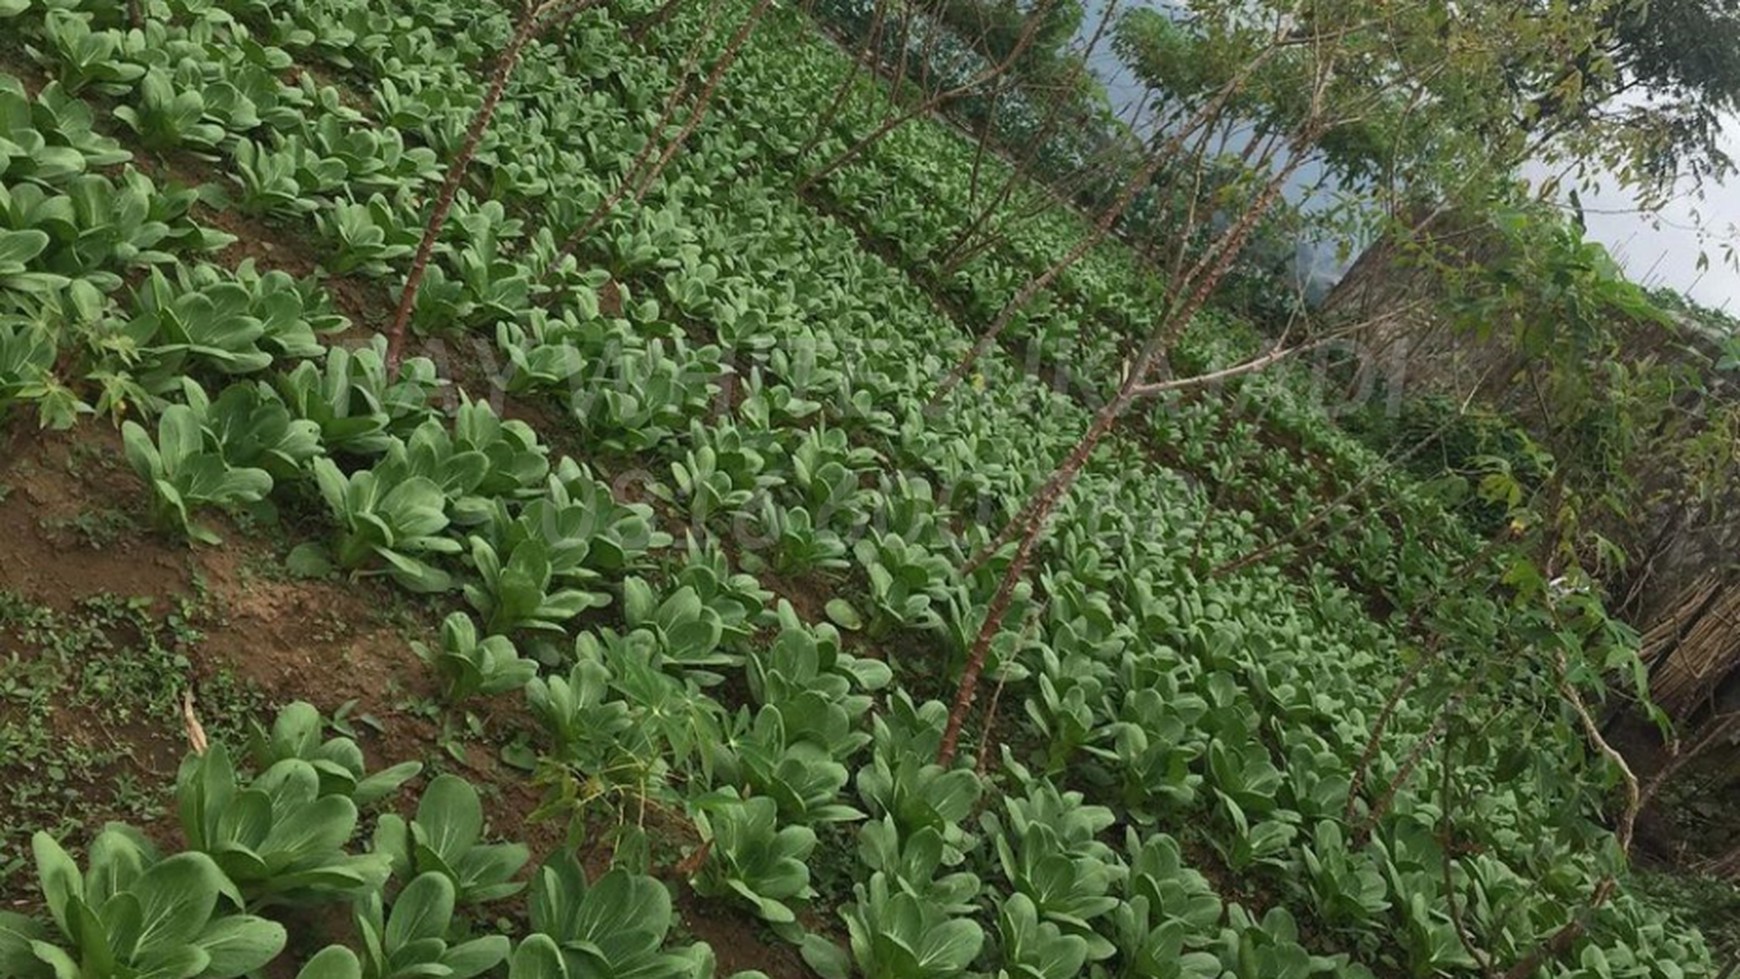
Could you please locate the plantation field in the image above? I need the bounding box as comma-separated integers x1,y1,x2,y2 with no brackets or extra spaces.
0,0,1714,976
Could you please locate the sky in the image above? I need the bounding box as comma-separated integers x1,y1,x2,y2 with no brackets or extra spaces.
1074,0,1740,313
1552,124,1740,312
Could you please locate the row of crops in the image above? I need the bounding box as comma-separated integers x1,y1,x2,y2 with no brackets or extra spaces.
0,0,1710,975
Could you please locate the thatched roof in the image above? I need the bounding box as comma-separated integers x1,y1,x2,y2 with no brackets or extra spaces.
1641,573,1740,721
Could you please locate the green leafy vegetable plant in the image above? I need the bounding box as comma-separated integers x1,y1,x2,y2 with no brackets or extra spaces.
122,403,273,544
0,827,285,979
353,872,509,979
178,742,389,904
29,12,146,95
231,135,335,217
0,77,131,186
856,817,982,916
374,774,529,905
734,708,864,825
853,531,950,635
247,700,422,807
413,611,538,701
316,193,418,276
995,893,1089,979
313,456,459,592
983,784,1124,961
804,873,984,979
518,855,715,979
0,319,57,423
183,379,323,479
689,789,817,933
296,946,364,979
464,535,610,634
114,66,228,151
280,342,441,457
526,654,644,779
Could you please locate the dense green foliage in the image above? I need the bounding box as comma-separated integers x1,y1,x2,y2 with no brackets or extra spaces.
0,0,1727,975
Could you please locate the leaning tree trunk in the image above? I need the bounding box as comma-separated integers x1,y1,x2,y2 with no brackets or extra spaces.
385,0,595,368
936,125,1323,765
544,0,772,276
796,0,1059,196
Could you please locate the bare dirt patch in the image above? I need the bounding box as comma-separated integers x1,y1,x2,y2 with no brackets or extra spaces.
0,424,194,610
675,886,814,979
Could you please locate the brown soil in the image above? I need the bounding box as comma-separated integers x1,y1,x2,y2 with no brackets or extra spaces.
0,424,194,610
324,273,391,337
0,422,424,722
599,278,625,318
2,418,418,783
757,568,836,626
200,203,320,280
192,540,434,714
1,52,50,97
153,147,221,192
0,412,589,885
675,887,814,979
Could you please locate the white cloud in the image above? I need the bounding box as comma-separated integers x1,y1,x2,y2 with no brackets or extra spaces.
1533,125,1740,312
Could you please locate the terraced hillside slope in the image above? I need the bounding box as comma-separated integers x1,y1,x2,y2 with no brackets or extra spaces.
0,0,1715,975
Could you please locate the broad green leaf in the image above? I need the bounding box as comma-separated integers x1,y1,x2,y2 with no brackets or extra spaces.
295,946,362,979
131,853,225,955
386,873,456,949
0,229,49,268
824,598,863,631
439,935,510,979
799,935,850,979
0,912,49,978
508,935,567,979
30,834,82,935
195,916,287,978
417,775,484,859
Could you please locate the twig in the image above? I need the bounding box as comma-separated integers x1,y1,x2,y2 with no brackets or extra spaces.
1360,694,1459,840
1347,646,1436,823
961,326,1356,579
975,610,1042,776
545,0,770,277
1440,722,1496,977
182,688,208,756
1213,408,1464,578
1124,335,1330,399
1499,648,1643,979
975,671,1009,777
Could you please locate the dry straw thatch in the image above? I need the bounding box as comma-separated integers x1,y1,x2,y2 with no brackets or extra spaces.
1641,573,1740,721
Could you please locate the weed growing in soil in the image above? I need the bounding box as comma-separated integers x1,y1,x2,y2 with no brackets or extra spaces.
0,590,265,891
